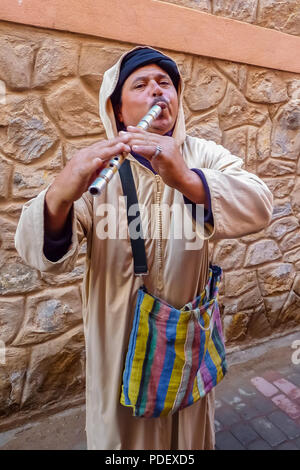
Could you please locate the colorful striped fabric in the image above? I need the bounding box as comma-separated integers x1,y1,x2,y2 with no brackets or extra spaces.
120,264,228,418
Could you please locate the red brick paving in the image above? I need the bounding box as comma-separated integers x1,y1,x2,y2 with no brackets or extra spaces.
250,377,279,397
271,394,300,420
215,340,300,450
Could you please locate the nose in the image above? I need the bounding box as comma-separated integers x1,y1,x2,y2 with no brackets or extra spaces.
150,80,163,96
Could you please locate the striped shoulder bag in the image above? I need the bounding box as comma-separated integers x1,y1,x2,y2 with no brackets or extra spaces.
119,160,228,418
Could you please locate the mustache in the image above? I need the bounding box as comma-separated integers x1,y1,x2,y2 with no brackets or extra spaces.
151,96,170,109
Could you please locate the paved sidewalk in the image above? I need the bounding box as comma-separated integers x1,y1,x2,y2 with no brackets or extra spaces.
215,331,300,450
0,331,299,450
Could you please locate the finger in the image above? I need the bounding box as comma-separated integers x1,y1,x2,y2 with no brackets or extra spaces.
90,134,130,152
127,126,146,134
87,161,105,189
115,133,130,144
119,131,151,143
131,145,159,160
99,142,131,161
127,138,153,148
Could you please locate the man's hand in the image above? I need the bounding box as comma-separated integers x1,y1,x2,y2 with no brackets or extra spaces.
119,127,208,207
48,135,131,205
119,126,190,190
44,135,130,239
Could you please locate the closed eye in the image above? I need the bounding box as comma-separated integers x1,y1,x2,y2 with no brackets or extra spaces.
134,82,146,89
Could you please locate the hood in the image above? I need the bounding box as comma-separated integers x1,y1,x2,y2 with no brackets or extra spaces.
99,46,186,146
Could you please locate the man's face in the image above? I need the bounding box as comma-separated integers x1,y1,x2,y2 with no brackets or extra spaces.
117,64,179,135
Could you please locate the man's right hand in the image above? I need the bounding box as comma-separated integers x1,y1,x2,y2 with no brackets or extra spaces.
44,136,131,239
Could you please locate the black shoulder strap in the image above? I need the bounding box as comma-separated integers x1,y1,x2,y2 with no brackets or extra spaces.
119,159,148,275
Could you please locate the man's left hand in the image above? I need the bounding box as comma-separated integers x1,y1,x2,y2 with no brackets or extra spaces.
119,126,190,190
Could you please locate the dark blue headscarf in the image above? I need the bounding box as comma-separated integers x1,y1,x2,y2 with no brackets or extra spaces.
110,47,180,108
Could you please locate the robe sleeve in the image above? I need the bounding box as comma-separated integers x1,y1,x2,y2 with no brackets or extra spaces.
15,184,93,273
43,207,73,262
183,136,274,241
182,168,214,226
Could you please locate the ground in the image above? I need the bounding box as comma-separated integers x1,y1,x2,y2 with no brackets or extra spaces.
0,331,299,450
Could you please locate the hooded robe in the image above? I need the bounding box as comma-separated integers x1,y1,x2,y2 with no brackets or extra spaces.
15,46,273,450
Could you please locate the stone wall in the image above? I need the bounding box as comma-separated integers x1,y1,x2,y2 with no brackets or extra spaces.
162,0,300,36
0,16,299,423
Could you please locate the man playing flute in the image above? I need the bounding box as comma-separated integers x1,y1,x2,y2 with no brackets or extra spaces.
15,47,273,450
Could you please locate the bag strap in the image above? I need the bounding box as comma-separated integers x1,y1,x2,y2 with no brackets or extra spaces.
119,159,148,276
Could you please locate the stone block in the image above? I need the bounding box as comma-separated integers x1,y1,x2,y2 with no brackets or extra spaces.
37,145,64,171
12,285,83,346
257,0,300,36
287,79,300,100
219,83,268,131
79,43,129,93
185,58,226,112
246,126,258,173
0,203,24,222
213,0,258,23
186,110,222,144
223,313,249,342
240,230,265,243
20,326,85,409
215,60,247,91
258,158,296,177
0,346,30,418
245,308,272,340
283,247,300,264
264,176,295,199
264,293,289,327
12,165,59,199
63,137,107,163
0,36,35,89
212,239,247,270
222,127,247,160
0,94,59,163
257,262,295,296
171,52,194,85
291,178,300,219
280,230,300,252
32,38,79,88
0,156,12,199
271,99,300,160
277,291,300,325
265,216,299,240
256,118,272,161
244,240,281,267
45,79,103,137
0,296,24,344
246,69,288,103
271,202,293,221
224,269,257,297
0,257,41,295
0,217,17,251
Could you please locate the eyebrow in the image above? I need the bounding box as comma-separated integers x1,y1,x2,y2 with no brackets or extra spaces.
131,73,170,85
